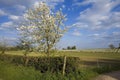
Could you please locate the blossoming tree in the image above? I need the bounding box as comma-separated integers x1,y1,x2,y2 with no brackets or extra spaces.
18,2,66,56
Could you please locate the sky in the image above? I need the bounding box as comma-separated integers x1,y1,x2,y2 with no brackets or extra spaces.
0,0,120,49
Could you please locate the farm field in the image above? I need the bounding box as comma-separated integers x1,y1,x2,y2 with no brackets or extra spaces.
5,50,120,60
0,50,120,80
5,50,120,67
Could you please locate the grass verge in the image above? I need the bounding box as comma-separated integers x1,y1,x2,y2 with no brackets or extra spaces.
0,60,98,80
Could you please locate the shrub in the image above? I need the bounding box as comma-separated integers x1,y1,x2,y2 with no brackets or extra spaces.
0,54,80,73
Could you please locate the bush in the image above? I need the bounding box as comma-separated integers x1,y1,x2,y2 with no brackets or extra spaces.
0,54,80,73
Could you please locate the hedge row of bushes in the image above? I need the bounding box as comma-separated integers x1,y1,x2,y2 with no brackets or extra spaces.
0,54,80,73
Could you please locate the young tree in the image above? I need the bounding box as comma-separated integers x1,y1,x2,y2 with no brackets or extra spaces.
17,2,66,57
17,38,33,56
0,37,8,54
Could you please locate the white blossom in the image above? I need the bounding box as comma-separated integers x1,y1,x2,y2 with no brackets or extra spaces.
17,2,66,56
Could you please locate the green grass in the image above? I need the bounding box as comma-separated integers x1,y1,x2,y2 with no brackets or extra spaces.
58,51,120,59
4,50,120,68
1,60,120,80
0,50,120,80
3,50,120,68
0,61,42,80
5,50,120,60
0,60,98,80
4,50,120,69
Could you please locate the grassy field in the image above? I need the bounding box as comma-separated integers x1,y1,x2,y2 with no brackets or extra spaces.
5,50,120,60
0,50,120,80
0,61,41,80
0,60,98,80
4,50,120,67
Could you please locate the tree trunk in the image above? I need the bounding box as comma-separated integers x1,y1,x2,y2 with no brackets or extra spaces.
24,50,29,66
47,48,50,57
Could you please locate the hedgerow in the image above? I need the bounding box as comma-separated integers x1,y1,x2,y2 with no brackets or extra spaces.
0,54,80,73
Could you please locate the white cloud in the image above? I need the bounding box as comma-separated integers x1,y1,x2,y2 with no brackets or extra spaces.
0,9,7,16
73,0,91,6
1,21,13,28
8,37,18,41
72,29,81,36
88,33,101,40
15,5,26,11
72,32,81,36
93,34,100,37
0,0,64,30
9,15,20,20
0,0,64,15
62,5,65,9
33,1,40,7
0,0,64,8
0,21,14,30
112,32,120,38
89,31,120,43
72,22,88,28
74,0,120,30
0,27,4,30
33,0,64,8
0,0,34,7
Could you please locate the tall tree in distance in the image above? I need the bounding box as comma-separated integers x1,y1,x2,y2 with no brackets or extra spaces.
109,44,115,49
17,2,67,57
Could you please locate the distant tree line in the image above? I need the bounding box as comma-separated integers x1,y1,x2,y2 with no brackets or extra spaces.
62,46,76,50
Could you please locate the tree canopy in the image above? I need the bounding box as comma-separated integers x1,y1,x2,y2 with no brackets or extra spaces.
17,2,66,56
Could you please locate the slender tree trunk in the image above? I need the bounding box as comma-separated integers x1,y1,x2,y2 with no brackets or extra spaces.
46,30,50,57
46,38,51,71
47,47,50,57
24,50,29,66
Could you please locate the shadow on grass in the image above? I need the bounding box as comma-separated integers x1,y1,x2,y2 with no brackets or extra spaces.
83,59,120,80
80,59,120,74
82,59,120,66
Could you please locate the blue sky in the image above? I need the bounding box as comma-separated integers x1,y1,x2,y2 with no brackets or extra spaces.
0,0,120,49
